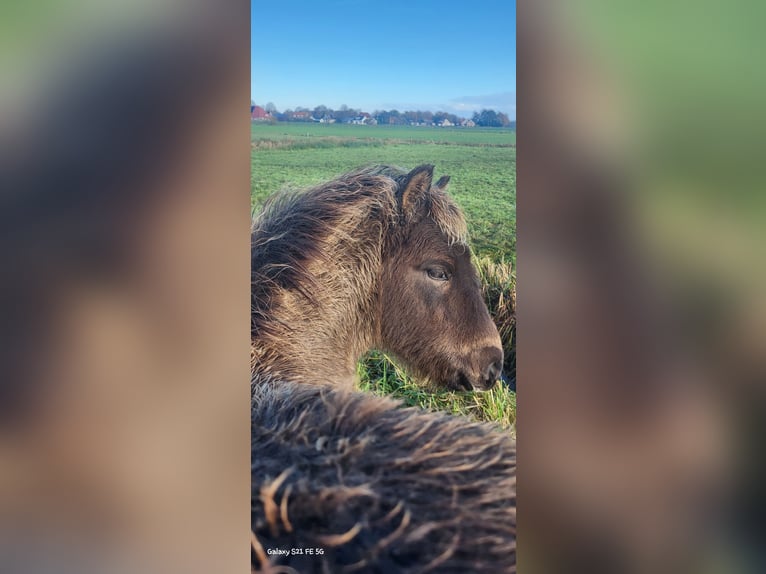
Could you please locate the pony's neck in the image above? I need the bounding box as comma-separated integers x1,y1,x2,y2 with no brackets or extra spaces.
258,238,383,387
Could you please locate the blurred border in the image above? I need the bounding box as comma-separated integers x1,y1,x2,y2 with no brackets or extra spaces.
0,2,250,572
519,2,765,573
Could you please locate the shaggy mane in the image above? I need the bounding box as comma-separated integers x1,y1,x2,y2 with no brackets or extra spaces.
252,381,516,573
251,165,468,340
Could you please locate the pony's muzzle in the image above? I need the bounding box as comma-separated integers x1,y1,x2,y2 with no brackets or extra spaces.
473,346,504,391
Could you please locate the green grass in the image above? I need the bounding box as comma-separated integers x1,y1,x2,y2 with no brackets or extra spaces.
252,125,515,262
476,256,516,380
252,122,516,429
252,122,516,146
358,351,516,434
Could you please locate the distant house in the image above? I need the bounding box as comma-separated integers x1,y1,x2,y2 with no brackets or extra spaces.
359,112,377,125
345,114,374,125
461,119,476,127
251,105,270,121
289,110,311,121
440,119,454,127
311,114,336,123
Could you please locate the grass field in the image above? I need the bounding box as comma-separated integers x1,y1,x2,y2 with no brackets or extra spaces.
252,124,515,263
251,122,516,431
251,122,516,146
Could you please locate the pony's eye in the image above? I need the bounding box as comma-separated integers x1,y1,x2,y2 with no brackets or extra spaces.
426,268,450,281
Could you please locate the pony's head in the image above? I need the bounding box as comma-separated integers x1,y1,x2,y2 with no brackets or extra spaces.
379,165,504,391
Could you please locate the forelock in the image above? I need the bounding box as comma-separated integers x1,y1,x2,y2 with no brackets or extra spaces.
426,187,469,246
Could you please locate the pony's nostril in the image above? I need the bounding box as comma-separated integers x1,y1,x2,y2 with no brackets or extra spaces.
477,360,502,390
472,347,504,390
480,346,503,374
486,360,502,383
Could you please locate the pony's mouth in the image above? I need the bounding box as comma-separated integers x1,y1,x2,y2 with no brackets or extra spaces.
410,355,498,392
464,365,505,392
451,369,498,392
422,368,475,392
455,372,475,392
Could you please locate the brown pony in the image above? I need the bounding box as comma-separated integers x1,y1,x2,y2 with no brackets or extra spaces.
251,164,503,391
251,380,516,573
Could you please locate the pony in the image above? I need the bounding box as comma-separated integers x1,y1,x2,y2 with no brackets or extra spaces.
251,381,516,573
251,164,504,391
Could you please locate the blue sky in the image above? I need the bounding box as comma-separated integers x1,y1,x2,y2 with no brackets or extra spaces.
251,0,516,119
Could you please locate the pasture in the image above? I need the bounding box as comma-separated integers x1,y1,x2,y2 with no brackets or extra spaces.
251,122,516,429
251,122,517,146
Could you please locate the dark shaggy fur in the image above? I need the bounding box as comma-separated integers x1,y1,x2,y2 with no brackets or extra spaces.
251,165,504,391
251,381,516,573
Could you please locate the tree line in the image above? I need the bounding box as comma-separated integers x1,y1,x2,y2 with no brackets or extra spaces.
254,101,513,128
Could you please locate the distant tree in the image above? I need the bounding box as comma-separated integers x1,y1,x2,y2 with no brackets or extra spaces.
473,109,503,127
375,110,391,125
388,110,404,125
334,105,353,123
261,105,512,126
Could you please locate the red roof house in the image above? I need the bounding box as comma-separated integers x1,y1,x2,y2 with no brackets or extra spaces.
251,105,269,120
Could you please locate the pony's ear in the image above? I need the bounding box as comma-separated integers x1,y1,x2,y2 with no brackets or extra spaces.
433,175,450,191
399,164,434,216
